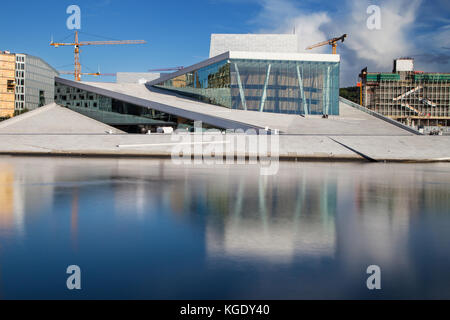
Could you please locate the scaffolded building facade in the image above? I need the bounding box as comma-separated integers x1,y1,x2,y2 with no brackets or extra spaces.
360,58,450,133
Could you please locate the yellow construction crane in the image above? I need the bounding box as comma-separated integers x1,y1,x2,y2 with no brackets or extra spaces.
51,31,146,81
58,71,116,78
306,34,347,54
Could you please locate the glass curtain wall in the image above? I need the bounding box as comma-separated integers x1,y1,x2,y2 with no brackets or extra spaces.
54,83,176,127
154,59,340,115
154,60,232,108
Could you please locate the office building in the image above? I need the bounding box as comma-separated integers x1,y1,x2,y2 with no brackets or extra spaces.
0,51,16,118
1,51,58,118
14,54,59,112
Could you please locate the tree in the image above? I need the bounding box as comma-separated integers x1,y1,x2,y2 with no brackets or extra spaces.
340,87,360,104
14,108,30,117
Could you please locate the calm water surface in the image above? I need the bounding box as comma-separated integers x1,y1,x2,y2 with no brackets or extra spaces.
0,156,449,299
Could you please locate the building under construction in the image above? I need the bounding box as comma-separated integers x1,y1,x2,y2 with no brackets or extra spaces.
360,58,450,134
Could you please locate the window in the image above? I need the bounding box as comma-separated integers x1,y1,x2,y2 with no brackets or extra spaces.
7,80,15,93
39,90,45,107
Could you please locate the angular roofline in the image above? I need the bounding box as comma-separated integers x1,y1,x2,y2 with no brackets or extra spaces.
147,51,340,86
147,52,230,86
16,53,60,75
55,77,264,132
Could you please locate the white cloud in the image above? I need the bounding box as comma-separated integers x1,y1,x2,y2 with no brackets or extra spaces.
290,13,332,53
242,0,449,86
253,0,331,53
342,0,422,68
247,0,435,85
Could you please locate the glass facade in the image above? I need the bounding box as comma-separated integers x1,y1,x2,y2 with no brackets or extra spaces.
55,83,176,132
15,54,58,112
54,82,220,132
154,58,340,115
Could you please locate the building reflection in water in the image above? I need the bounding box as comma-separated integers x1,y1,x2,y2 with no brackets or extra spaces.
0,163,29,237
71,189,79,251
335,164,450,282
0,159,58,238
3,158,447,266
206,169,338,263
0,164,14,230
0,157,449,298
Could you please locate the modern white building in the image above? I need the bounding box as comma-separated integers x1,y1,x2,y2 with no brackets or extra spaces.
53,33,346,133
210,34,299,58
55,50,341,135
116,72,161,84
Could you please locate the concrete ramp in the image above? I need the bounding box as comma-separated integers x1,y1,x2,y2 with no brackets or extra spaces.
0,103,124,134
330,136,450,161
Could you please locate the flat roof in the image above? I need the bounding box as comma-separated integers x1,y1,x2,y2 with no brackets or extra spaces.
210,34,299,58
147,51,340,86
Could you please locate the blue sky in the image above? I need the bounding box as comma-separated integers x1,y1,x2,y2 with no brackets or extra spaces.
0,0,449,86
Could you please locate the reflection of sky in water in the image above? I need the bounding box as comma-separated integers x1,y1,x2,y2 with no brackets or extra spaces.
0,157,449,299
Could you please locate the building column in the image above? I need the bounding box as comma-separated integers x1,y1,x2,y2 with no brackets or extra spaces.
259,64,272,112
322,66,331,115
234,63,247,111
297,65,309,115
